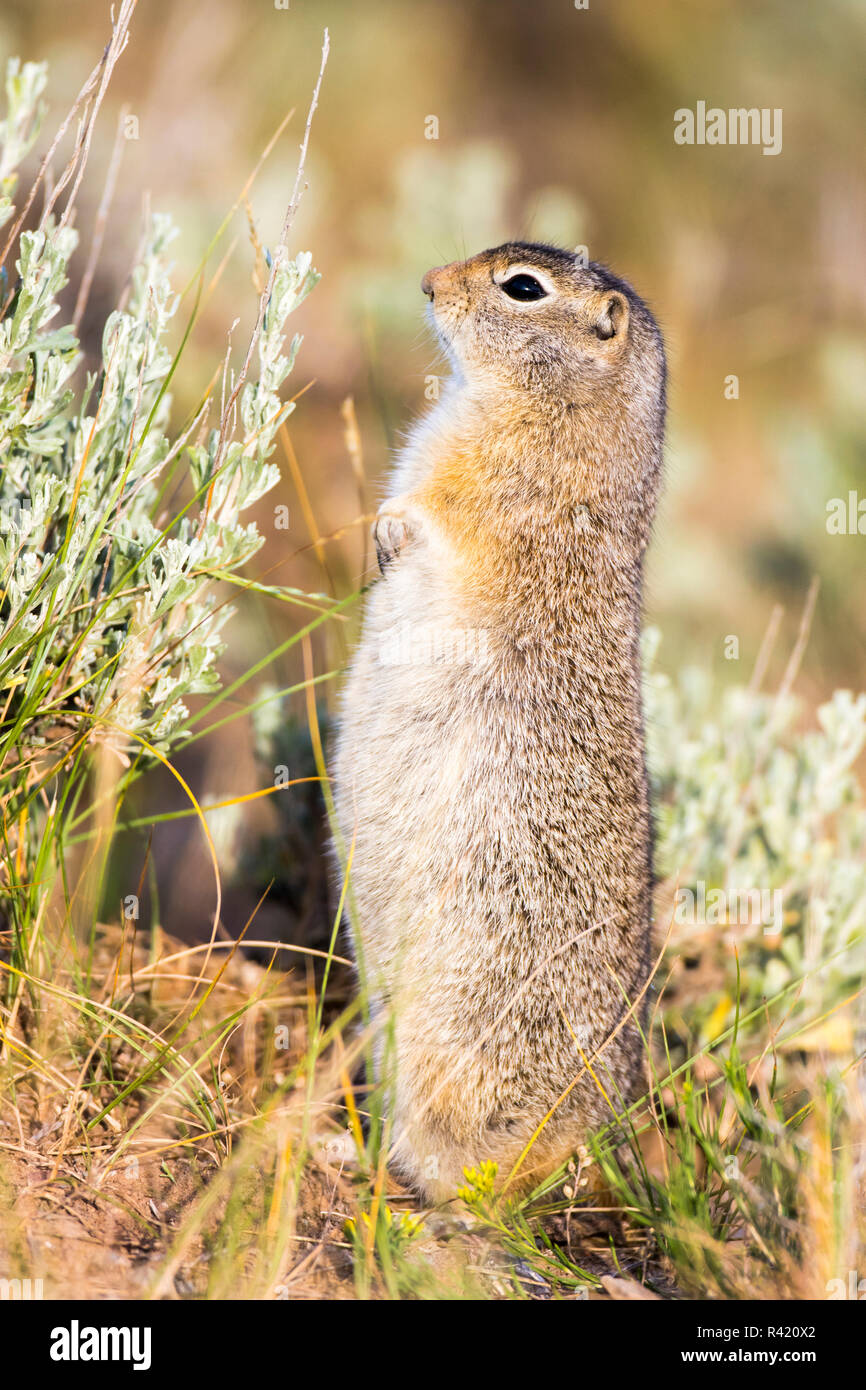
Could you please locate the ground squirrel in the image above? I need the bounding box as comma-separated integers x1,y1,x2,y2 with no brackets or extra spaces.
334,242,666,1202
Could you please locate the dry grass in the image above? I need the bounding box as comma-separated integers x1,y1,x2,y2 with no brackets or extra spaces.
2,886,864,1300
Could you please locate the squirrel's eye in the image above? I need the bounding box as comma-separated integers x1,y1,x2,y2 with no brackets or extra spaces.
500,273,548,302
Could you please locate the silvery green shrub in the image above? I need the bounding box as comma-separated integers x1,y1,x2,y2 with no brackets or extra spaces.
0,57,318,796
644,628,866,1034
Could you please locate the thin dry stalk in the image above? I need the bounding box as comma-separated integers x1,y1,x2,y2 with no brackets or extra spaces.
72,103,129,331
209,28,330,482
0,0,136,276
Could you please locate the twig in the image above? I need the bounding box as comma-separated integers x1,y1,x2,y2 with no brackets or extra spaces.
0,79,96,275
748,602,783,694
0,0,136,276
776,575,820,706
55,0,137,236
209,28,329,481
73,103,129,331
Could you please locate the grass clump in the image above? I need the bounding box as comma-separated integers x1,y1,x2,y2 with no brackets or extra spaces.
0,35,326,963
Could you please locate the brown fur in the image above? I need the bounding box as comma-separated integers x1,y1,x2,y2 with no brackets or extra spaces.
334,242,666,1201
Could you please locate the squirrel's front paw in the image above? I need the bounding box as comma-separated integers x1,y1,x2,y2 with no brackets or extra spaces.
373,506,421,574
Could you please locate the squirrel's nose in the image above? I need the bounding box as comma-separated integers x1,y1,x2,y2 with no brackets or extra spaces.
421,265,445,300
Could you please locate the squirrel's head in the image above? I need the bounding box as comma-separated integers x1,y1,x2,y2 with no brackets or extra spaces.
421,241,665,412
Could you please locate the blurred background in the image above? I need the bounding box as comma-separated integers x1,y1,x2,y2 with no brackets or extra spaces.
2,0,864,945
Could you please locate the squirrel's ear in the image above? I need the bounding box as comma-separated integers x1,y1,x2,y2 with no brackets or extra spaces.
593,291,628,341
